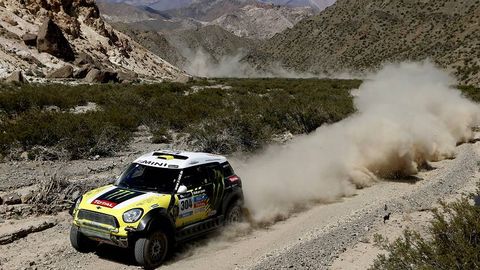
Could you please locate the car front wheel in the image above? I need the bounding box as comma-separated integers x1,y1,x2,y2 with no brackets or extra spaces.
70,225,96,253
134,230,169,269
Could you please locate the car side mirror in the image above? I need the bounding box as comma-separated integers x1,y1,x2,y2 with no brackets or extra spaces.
177,185,188,194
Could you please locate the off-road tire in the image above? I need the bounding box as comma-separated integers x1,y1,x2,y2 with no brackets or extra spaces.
134,230,169,269
225,201,243,225
70,225,96,253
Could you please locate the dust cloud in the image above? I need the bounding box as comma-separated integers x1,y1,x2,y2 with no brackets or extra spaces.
236,62,480,223
182,49,317,78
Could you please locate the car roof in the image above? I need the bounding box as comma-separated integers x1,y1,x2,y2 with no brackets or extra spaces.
133,150,228,170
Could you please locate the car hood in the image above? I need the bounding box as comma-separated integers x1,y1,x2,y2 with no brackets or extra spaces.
79,185,172,214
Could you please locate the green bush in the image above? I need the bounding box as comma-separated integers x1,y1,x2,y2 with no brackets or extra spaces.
1,80,476,160
371,193,480,270
0,79,360,159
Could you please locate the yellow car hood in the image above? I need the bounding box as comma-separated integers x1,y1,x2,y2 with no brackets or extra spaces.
79,185,172,216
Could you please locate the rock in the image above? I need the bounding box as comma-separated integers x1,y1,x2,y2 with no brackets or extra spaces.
3,16,17,26
22,33,37,46
70,190,80,201
85,69,118,83
73,65,90,79
117,71,138,83
21,191,35,204
44,105,60,112
5,71,26,83
84,68,103,83
1,193,21,205
104,70,119,83
20,151,29,161
37,18,75,62
46,65,73,78
474,195,480,206
73,52,94,66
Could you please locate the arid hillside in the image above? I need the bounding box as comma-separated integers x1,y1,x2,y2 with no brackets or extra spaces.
248,0,480,85
0,0,187,82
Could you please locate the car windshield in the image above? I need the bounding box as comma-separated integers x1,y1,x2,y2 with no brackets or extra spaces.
116,163,180,193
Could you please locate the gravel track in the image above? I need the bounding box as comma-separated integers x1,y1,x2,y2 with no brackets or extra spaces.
252,143,479,270
0,142,478,270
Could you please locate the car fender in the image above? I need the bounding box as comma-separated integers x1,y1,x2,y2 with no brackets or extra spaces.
136,208,175,235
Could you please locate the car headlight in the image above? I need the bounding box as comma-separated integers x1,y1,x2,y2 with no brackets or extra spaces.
123,208,143,223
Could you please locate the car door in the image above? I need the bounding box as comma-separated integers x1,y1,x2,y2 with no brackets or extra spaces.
176,165,215,227
204,163,225,216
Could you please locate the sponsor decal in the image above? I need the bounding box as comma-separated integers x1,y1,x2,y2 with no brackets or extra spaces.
194,201,207,208
208,210,217,217
192,189,206,195
179,211,193,218
92,199,117,208
178,192,192,199
193,195,208,202
92,188,144,208
193,208,205,214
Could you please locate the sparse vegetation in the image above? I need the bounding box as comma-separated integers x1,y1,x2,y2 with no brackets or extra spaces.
371,187,480,270
0,79,360,160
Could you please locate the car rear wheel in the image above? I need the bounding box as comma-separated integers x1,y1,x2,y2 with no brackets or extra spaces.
70,225,96,253
225,201,243,225
134,230,169,269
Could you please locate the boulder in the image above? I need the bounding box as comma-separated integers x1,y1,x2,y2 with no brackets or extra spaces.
22,33,37,46
117,71,138,83
85,69,118,83
84,68,104,83
20,190,35,204
46,65,73,78
37,18,75,62
1,193,21,205
73,65,91,79
73,52,94,66
103,70,119,83
5,71,26,83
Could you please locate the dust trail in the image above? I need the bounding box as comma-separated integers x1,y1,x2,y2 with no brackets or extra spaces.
236,62,480,223
182,49,319,78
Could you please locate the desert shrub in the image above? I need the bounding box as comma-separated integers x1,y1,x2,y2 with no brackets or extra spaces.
371,194,480,270
0,79,360,159
459,85,480,103
151,126,172,144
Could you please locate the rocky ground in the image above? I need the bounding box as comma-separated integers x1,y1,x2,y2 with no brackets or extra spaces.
0,128,478,269
0,0,188,83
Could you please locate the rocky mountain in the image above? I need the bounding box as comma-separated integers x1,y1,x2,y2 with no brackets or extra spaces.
96,1,168,23
98,0,194,11
0,0,187,82
98,0,314,40
98,2,203,33
259,0,335,10
210,4,313,39
165,0,258,21
167,25,257,62
112,23,186,66
248,0,480,85
148,0,194,11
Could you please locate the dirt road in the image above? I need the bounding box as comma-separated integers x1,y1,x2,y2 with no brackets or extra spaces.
0,139,479,270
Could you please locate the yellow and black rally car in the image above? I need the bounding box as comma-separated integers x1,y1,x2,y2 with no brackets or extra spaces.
70,150,244,269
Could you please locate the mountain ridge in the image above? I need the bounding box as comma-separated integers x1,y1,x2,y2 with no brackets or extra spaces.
247,0,480,85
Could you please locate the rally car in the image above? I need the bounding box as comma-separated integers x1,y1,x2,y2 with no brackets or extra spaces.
69,150,244,269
